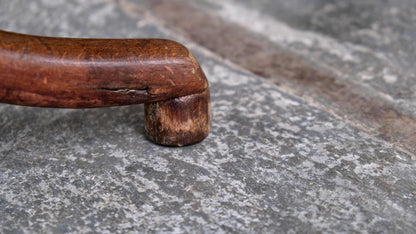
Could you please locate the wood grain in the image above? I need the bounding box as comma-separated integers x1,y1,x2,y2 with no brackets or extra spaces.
0,30,210,146
0,30,208,107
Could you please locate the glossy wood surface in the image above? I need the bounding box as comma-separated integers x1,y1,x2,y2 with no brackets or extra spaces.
0,30,208,108
0,30,211,146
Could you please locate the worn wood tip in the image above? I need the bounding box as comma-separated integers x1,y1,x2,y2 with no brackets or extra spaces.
144,88,211,146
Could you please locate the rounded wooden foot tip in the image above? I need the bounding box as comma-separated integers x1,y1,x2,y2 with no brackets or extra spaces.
144,89,211,146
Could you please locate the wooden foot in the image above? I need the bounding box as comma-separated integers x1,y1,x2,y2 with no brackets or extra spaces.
0,30,211,146
144,88,211,146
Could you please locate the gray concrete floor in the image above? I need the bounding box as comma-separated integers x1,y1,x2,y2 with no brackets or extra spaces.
0,0,415,233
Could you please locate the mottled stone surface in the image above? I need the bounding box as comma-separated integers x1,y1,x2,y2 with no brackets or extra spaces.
199,0,416,116
0,0,415,233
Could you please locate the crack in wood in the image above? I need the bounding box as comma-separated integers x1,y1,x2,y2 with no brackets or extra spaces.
99,87,149,95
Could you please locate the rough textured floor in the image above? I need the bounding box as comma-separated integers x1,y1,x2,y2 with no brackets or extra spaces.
0,0,415,233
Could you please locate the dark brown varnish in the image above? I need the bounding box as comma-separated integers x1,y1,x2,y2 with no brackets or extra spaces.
0,30,211,146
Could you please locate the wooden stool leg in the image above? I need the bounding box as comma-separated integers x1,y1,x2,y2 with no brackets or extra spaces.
145,88,211,146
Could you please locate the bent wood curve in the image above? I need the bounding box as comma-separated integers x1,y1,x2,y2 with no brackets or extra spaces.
0,30,208,108
0,30,211,146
